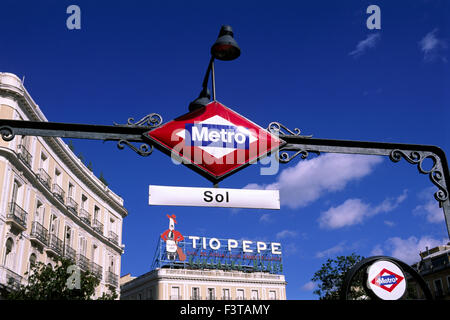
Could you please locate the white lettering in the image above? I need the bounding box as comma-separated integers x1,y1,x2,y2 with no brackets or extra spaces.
209,238,221,250
189,236,200,249
257,241,267,253
242,240,253,253
228,239,238,251
271,242,282,255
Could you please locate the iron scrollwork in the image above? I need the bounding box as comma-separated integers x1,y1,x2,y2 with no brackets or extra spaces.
0,126,15,141
117,139,153,157
389,149,449,203
114,113,163,128
267,122,317,163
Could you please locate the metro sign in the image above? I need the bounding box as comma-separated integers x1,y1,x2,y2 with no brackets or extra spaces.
370,268,404,293
144,101,284,183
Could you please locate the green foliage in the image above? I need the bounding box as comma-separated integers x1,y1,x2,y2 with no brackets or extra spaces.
99,172,109,186
6,257,116,300
311,253,365,300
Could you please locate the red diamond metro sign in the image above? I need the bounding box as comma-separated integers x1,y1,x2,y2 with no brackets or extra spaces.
144,101,285,183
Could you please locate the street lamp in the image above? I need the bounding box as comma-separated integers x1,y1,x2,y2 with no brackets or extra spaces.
188,25,241,112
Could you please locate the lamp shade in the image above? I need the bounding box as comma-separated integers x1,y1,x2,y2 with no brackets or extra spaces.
188,88,211,112
211,25,241,61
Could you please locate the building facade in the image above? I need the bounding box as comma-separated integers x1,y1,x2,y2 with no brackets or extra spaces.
409,242,450,300
120,268,286,300
0,72,127,298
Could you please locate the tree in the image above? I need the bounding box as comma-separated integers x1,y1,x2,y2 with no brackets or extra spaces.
7,257,116,300
311,253,365,300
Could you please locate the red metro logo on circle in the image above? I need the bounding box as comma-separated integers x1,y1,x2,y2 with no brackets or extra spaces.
370,268,404,293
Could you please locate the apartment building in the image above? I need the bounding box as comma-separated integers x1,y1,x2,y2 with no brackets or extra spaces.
410,242,450,300
0,72,127,298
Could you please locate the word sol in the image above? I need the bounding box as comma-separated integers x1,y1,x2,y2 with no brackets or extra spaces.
203,190,230,203
66,5,81,30
366,5,381,30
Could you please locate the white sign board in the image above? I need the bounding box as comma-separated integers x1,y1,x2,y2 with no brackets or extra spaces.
367,260,406,300
149,185,280,210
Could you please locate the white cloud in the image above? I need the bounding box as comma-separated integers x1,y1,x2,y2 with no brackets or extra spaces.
259,213,272,223
414,187,444,223
315,241,347,258
245,154,383,210
318,190,408,229
419,28,448,62
276,230,298,239
375,236,446,264
371,244,384,256
301,281,316,291
349,33,381,57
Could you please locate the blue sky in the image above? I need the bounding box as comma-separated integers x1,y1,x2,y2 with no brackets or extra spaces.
1,0,449,299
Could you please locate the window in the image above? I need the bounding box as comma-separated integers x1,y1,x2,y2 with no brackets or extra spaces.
40,152,48,171
11,179,20,203
79,236,87,256
35,200,45,224
3,238,15,269
81,195,88,209
28,253,37,276
171,286,180,300
94,206,100,221
49,214,59,236
251,290,259,300
192,287,200,300
55,168,62,185
434,279,444,297
268,290,276,300
64,225,72,247
207,288,215,300
222,288,230,300
68,182,74,198
236,289,244,300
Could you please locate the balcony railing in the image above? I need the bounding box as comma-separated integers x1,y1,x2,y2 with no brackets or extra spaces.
79,208,91,226
64,244,76,263
66,197,78,215
106,271,118,287
30,221,48,246
191,295,202,300
7,202,28,231
52,183,65,203
37,167,51,190
93,219,104,235
91,261,103,280
0,265,22,291
17,144,32,168
77,254,90,272
170,295,182,300
108,231,119,245
47,233,63,257
206,295,216,300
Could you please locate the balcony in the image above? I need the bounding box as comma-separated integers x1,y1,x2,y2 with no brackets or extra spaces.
66,197,78,215
108,231,119,245
79,208,91,226
105,271,118,287
6,202,28,232
77,254,90,272
52,183,65,203
191,295,202,300
30,221,48,247
206,295,216,300
170,295,182,300
37,167,51,190
91,261,103,280
17,144,32,168
63,245,76,263
93,219,104,235
0,265,22,291
46,233,63,257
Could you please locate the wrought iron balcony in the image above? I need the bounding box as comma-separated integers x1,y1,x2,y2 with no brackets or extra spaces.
37,167,51,190
206,295,216,300
108,231,119,245
52,183,65,203
93,219,104,235
79,208,91,226
17,144,32,168
63,244,76,263
91,261,103,280
6,202,28,231
191,295,202,300
77,254,90,272
30,221,48,247
105,271,118,287
0,265,22,291
66,196,78,215
46,233,63,257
